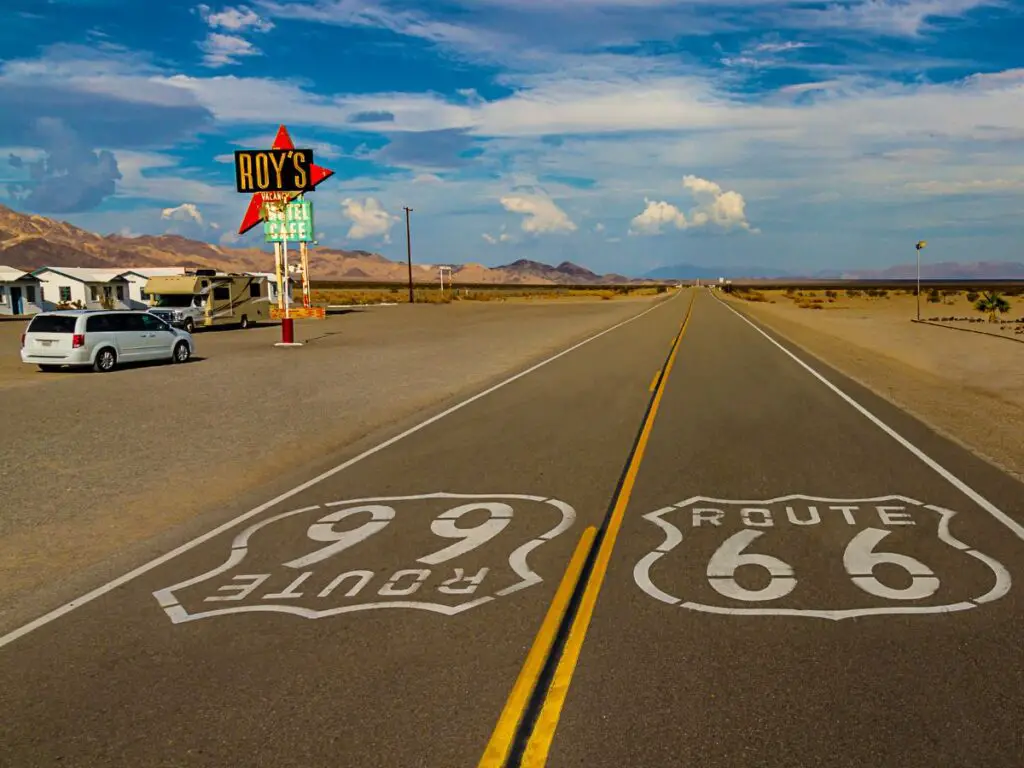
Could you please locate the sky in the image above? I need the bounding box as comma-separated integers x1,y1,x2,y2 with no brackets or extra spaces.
1,0,1023,276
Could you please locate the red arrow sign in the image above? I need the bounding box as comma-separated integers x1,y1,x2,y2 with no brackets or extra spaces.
237,125,335,235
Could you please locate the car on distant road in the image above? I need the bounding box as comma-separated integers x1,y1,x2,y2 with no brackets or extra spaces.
20,310,195,373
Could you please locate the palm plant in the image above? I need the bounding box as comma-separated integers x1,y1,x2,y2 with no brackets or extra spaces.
974,291,1011,323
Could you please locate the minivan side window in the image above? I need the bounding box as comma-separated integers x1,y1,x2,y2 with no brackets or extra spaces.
120,313,148,332
86,314,114,333
140,313,169,331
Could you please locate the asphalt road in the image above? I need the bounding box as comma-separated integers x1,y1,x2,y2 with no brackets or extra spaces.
2,287,1023,767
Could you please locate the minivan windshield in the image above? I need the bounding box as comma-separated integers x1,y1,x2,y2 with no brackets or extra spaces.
27,315,77,333
153,294,196,308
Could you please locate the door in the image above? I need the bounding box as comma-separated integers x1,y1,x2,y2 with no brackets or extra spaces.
106,312,147,361
10,286,22,315
139,313,176,359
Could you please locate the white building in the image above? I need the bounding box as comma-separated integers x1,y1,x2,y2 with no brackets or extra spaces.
0,266,44,316
32,267,132,311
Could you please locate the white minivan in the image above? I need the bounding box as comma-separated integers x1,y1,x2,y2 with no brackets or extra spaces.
20,310,196,372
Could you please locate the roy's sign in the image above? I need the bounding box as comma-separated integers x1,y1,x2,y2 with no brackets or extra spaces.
234,148,315,194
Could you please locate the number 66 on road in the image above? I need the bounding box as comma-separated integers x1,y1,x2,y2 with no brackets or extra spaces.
633,495,1012,620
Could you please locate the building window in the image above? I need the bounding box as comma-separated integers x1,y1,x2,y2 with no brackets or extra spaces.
103,285,112,298
25,286,36,303
60,286,72,302
0,287,6,304
141,290,150,301
90,286,99,301
116,285,124,300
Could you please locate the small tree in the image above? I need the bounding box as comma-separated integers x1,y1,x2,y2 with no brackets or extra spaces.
974,291,1011,323
926,288,941,304
966,291,979,303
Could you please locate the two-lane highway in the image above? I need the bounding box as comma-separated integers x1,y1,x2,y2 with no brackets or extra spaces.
2,287,1022,768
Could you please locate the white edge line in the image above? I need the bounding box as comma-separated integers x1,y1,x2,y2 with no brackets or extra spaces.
712,291,1024,541
0,292,680,651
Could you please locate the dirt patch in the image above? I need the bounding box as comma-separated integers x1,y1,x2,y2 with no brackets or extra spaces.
723,289,1024,481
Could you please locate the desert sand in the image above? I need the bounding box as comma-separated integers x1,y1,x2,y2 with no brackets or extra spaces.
725,288,1024,480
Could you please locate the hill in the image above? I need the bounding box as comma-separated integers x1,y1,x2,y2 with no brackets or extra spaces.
0,205,644,285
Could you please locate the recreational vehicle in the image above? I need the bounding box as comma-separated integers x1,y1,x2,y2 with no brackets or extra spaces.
144,270,276,332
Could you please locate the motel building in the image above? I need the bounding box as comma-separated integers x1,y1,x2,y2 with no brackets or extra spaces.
0,266,45,316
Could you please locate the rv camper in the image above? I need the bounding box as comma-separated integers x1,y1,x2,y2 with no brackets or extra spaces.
144,270,277,332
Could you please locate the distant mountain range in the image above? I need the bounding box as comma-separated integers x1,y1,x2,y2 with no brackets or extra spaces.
3,204,1022,284
646,261,1024,280
0,205,647,285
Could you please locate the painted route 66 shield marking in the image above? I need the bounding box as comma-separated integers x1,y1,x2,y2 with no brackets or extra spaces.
154,493,575,624
633,494,1011,620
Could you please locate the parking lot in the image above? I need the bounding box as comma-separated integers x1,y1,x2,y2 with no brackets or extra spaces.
0,297,667,633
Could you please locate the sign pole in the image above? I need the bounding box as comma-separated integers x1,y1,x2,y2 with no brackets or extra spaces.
273,239,284,311
301,240,311,308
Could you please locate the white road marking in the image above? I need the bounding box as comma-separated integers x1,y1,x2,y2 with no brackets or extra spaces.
152,493,576,623
714,292,1024,542
0,295,680,650
633,494,1012,619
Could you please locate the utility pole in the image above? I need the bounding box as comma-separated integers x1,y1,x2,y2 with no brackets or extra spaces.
915,240,927,321
404,206,414,304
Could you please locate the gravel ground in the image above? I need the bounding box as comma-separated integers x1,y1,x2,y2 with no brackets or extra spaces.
0,296,669,623
725,292,1024,482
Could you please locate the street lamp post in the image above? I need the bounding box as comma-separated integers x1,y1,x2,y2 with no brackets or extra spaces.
915,240,927,321
404,206,414,304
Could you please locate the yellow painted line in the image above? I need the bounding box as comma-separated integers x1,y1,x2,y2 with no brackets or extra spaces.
521,295,695,768
648,371,660,392
476,526,598,768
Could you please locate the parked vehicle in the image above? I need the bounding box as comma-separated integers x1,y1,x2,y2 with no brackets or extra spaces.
145,270,275,333
20,310,195,372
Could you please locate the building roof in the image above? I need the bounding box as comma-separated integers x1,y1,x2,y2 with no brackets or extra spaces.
0,266,40,282
120,267,190,279
32,267,131,283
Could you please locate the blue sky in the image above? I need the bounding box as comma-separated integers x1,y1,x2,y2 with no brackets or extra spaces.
1,0,1023,276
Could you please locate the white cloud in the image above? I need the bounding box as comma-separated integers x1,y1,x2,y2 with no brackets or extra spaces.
482,230,512,244
341,197,399,242
500,192,577,234
199,33,262,67
413,173,444,184
198,4,275,32
630,176,755,235
161,202,204,225
629,199,688,235
594,222,605,232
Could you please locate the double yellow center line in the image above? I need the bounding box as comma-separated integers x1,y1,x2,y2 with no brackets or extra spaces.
478,291,696,768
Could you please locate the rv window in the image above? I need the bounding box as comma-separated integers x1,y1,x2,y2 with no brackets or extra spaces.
213,286,230,301
154,295,193,308
193,294,207,307
249,282,261,298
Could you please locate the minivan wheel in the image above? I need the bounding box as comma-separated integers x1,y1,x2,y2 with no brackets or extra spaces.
239,315,249,329
94,348,117,373
172,341,191,364
183,318,196,334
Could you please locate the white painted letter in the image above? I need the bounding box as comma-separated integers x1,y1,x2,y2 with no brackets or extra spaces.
439,567,489,595
740,507,773,527
418,503,513,565
285,504,396,569
318,570,374,598
378,569,431,596
786,505,821,526
707,530,796,602
264,572,314,600
877,506,915,526
843,528,939,600
692,508,724,527
831,505,859,525
204,574,271,602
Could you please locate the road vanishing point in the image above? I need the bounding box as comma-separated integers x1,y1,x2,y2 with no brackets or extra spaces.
2,287,1023,767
